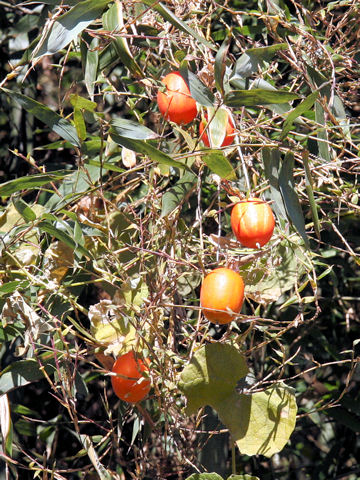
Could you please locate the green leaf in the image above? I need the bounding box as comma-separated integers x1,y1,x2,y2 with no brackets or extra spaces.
0,172,69,197
0,358,56,395
179,344,297,457
232,43,288,79
161,171,197,216
279,152,309,248
180,68,215,107
224,89,298,107
37,220,91,259
179,344,248,414
315,101,331,161
141,0,214,50
74,107,87,141
103,1,143,77
214,34,231,95
302,151,321,240
202,150,236,180
81,35,99,101
185,474,223,480
110,118,158,140
227,476,260,480
12,197,37,222
218,385,297,457
69,94,97,112
110,134,189,170
262,147,288,220
201,107,233,148
0,88,80,147
280,91,319,140
33,0,111,59
0,281,25,297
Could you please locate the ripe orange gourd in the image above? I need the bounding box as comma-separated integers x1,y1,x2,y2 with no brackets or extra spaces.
111,351,151,403
231,198,275,249
200,267,245,324
199,111,235,147
157,71,197,125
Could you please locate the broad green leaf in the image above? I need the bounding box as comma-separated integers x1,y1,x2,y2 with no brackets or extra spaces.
74,107,87,141
279,153,310,248
214,34,231,95
98,42,120,72
69,94,97,112
110,118,158,140
33,0,110,59
179,344,248,414
185,474,223,480
218,385,297,457
0,358,56,395
262,148,288,220
228,476,260,480
179,345,297,457
302,151,321,240
232,43,288,79
81,35,99,100
103,1,143,77
161,171,197,217
280,91,319,140
179,68,215,107
110,134,189,170
0,172,69,197
0,281,25,297
12,197,37,222
141,0,214,50
0,88,80,147
202,150,236,180
239,237,306,304
224,89,298,107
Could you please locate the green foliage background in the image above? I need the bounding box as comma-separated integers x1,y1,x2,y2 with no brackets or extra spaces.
0,0,360,479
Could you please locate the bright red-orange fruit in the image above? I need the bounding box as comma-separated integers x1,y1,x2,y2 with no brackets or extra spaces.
199,112,235,147
231,198,275,249
111,351,151,403
157,71,197,125
200,267,245,324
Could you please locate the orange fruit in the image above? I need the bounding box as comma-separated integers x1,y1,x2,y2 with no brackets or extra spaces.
231,198,275,248
157,71,197,125
111,351,151,403
200,267,245,324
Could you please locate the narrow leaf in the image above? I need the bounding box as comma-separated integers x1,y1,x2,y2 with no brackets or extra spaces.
214,34,231,95
302,151,321,240
315,101,331,161
180,68,215,107
74,107,87,141
110,118,158,140
0,172,69,197
262,147,287,220
224,89,298,107
110,134,189,170
37,221,91,259
12,197,37,222
81,35,99,100
0,358,55,395
33,0,110,59
233,43,288,79
279,152,309,248
69,94,97,112
161,171,197,217
141,0,214,50
0,88,80,147
280,91,319,140
202,150,237,180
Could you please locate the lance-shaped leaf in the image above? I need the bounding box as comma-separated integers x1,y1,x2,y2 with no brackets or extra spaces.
224,89,298,107
180,68,215,107
302,151,321,240
141,0,214,50
279,153,309,248
214,34,232,95
201,150,236,180
161,171,197,217
232,43,288,79
280,91,319,140
102,1,143,77
0,171,69,197
179,344,297,458
201,107,232,148
262,147,287,220
33,0,110,59
0,88,80,147
110,118,159,140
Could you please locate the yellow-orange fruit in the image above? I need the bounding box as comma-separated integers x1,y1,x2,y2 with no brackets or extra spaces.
200,267,245,324
157,71,197,125
111,351,151,403
231,198,275,248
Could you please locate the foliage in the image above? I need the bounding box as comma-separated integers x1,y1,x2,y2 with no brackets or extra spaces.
0,0,360,479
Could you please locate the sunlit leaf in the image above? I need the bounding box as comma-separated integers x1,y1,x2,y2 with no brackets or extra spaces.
262,147,288,221
232,43,288,79
201,150,236,180
180,68,215,107
0,358,55,395
110,118,158,140
280,91,319,140
214,34,231,95
0,171,69,197
224,89,298,107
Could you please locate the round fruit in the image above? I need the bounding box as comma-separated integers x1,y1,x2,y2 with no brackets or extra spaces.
200,267,245,324
157,71,197,125
230,198,275,249
199,112,235,147
111,351,151,403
